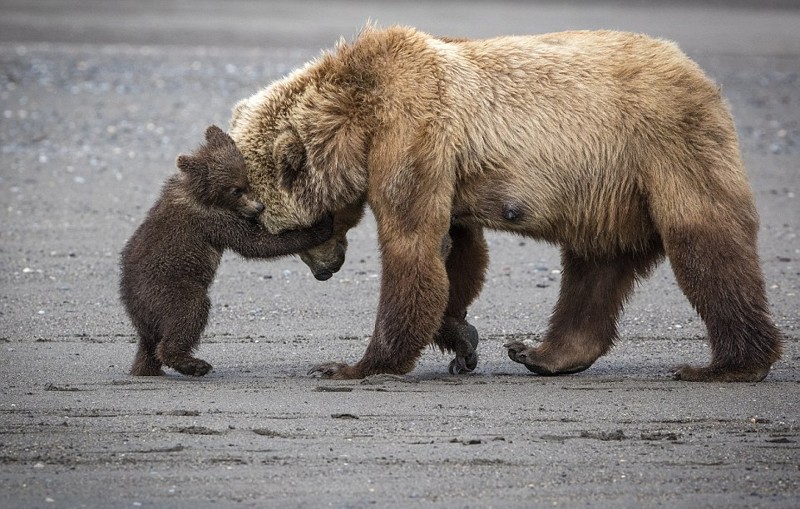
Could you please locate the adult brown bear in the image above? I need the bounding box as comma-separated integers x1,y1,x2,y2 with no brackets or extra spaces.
229,26,783,381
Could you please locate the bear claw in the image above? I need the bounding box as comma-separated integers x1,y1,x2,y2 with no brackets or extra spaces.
448,351,478,375
308,362,351,379
504,340,592,376
436,318,480,375
504,340,529,363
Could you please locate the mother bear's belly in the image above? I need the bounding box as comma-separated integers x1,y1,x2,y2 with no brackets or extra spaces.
452,169,657,256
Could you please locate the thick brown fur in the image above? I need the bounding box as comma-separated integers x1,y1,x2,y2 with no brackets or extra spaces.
120,125,332,377
229,27,783,381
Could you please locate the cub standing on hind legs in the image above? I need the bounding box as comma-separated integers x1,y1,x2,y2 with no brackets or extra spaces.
120,125,332,377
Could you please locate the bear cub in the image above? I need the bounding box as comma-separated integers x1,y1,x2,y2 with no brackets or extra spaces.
120,125,332,377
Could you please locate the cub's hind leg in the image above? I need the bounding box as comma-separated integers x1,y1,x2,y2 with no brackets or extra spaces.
130,319,165,376
155,291,213,377
130,328,164,376
506,247,661,375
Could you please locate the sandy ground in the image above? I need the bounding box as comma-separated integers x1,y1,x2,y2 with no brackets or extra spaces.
1,1,798,508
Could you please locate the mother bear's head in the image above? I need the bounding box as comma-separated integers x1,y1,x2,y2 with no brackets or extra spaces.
228,39,384,279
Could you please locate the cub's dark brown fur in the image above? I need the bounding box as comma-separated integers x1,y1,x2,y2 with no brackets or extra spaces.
120,125,332,377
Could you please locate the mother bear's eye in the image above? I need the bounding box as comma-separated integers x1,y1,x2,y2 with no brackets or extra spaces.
273,129,307,189
502,203,523,221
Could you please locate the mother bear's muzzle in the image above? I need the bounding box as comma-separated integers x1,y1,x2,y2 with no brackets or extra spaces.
300,237,347,281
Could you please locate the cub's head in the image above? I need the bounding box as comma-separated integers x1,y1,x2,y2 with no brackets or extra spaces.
176,125,265,219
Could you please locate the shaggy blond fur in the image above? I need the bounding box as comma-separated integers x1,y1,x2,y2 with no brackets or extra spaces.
229,26,782,381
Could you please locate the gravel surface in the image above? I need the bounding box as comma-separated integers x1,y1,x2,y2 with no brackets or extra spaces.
0,2,798,508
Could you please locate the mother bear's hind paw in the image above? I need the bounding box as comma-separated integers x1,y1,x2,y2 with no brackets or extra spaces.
673,364,771,382
504,340,593,376
308,362,363,379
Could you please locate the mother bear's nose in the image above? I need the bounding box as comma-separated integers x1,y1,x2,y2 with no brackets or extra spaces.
313,270,334,281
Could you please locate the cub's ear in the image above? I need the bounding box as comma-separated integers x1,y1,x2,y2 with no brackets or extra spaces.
205,125,234,147
176,154,199,173
273,129,307,190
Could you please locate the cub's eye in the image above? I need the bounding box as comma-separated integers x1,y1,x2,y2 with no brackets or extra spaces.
230,187,244,197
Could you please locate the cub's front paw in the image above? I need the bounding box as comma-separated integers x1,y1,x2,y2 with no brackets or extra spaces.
307,362,363,380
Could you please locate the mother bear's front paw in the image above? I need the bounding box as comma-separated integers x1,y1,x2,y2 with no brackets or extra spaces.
448,351,478,375
435,317,480,375
308,362,364,379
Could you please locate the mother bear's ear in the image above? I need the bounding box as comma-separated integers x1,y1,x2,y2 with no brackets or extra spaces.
273,129,307,191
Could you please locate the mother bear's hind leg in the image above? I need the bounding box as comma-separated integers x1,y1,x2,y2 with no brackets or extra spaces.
506,247,661,375
662,222,783,382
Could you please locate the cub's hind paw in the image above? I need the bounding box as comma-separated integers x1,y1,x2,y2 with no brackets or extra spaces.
130,366,166,376
131,366,166,376
130,360,165,377
170,356,212,377
130,349,165,376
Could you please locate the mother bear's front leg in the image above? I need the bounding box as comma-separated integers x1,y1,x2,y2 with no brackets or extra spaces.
308,230,450,379
433,223,488,374
308,174,453,379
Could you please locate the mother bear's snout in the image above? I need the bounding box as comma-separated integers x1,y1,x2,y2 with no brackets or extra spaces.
300,238,347,281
